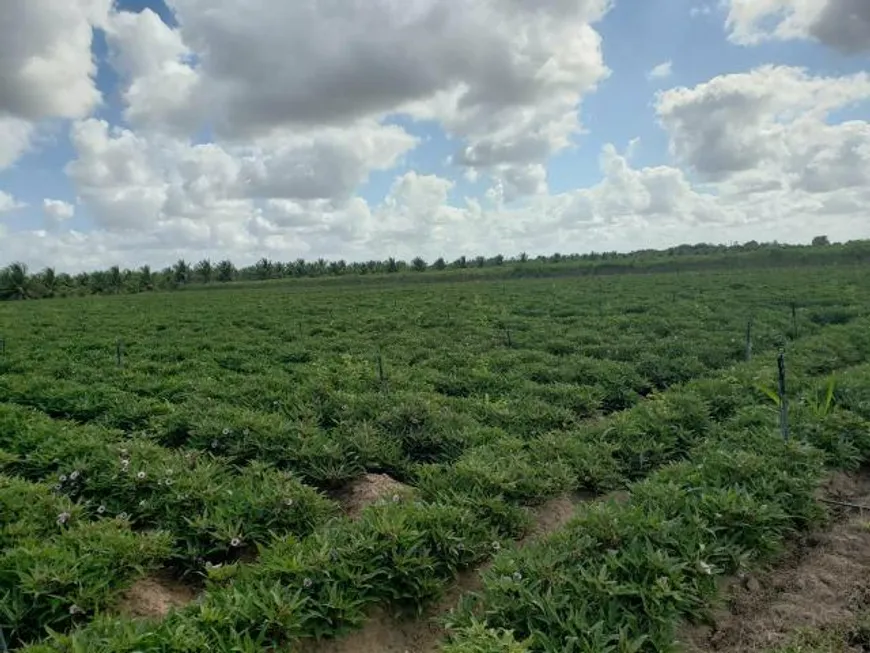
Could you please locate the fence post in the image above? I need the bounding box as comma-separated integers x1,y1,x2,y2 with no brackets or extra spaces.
777,351,789,441
745,318,753,361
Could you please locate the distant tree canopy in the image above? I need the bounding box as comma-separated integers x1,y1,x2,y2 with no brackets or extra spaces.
2,238,869,301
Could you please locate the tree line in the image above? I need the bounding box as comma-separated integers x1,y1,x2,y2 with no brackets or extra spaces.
0,236,865,301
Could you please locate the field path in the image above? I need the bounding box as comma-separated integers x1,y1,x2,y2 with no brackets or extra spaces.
298,491,605,653
679,470,870,652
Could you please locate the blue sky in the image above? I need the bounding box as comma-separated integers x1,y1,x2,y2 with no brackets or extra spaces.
1,0,869,270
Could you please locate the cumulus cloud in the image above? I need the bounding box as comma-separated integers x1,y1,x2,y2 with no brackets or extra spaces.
0,0,108,168
102,0,612,196
726,0,870,53
647,61,673,80
63,117,416,247
655,66,870,187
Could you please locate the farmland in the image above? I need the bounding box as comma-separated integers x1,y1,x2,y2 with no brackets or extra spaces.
2,264,870,652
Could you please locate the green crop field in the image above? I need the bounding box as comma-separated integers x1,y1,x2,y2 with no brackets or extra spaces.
3,264,870,652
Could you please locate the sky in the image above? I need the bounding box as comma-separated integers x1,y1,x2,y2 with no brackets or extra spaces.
0,0,869,272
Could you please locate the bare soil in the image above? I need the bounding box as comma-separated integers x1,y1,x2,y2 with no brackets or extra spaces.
299,492,596,653
336,473,414,519
679,470,870,652
116,572,198,619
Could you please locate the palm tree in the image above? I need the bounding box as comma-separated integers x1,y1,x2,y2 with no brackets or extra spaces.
39,267,57,297
0,262,33,300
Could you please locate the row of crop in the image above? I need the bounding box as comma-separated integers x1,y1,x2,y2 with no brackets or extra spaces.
440,387,870,651
0,310,819,497
20,318,870,652
0,474,172,647
0,278,835,429
0,405,338,564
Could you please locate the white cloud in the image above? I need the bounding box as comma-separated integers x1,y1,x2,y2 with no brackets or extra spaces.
43,199,76,230
0,190,26,213
7,132,870,272
0,117,34,170
0,0,109,168
655,66,870,185
725,0,870,53
103,0,612,197
647,61,673,80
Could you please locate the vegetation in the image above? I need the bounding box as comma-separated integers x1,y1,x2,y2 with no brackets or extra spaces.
1,237,868,300
0,261,869,651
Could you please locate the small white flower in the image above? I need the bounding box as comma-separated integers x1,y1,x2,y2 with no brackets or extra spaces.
56,512,71,525
392,494,400,503
119,512,129,520
164,478,173,486
492,541,501,551
59,474,68,483
222,428,231,436
120,448,128,456
139,499,146,506
69,470,80,481
512,571,523,581
211,440,219,449
698,561,713,576
53,483,62,492
285,498,294,507
303,577,313,588
230,537,242,548
121,459,130,469
97,505,106,514
68,604,84,615
243,428,250,436
136,471,146,480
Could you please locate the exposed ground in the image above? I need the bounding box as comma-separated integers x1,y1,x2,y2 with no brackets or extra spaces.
335,472,415,519
679,470,870,652
116,572,198,619
299,492,598,653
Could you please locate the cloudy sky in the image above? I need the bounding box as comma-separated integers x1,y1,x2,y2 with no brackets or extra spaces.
1,0,869,272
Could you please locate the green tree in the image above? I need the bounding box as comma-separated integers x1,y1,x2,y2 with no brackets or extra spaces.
139,265,153,291
173,259,190,285
194,259,213,283
433,257,447,270
215,260,235,282
0,263,34,300
411,256,427,272
39,267,57,297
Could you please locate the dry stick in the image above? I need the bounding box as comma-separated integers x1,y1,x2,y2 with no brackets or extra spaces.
819,498,870,511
